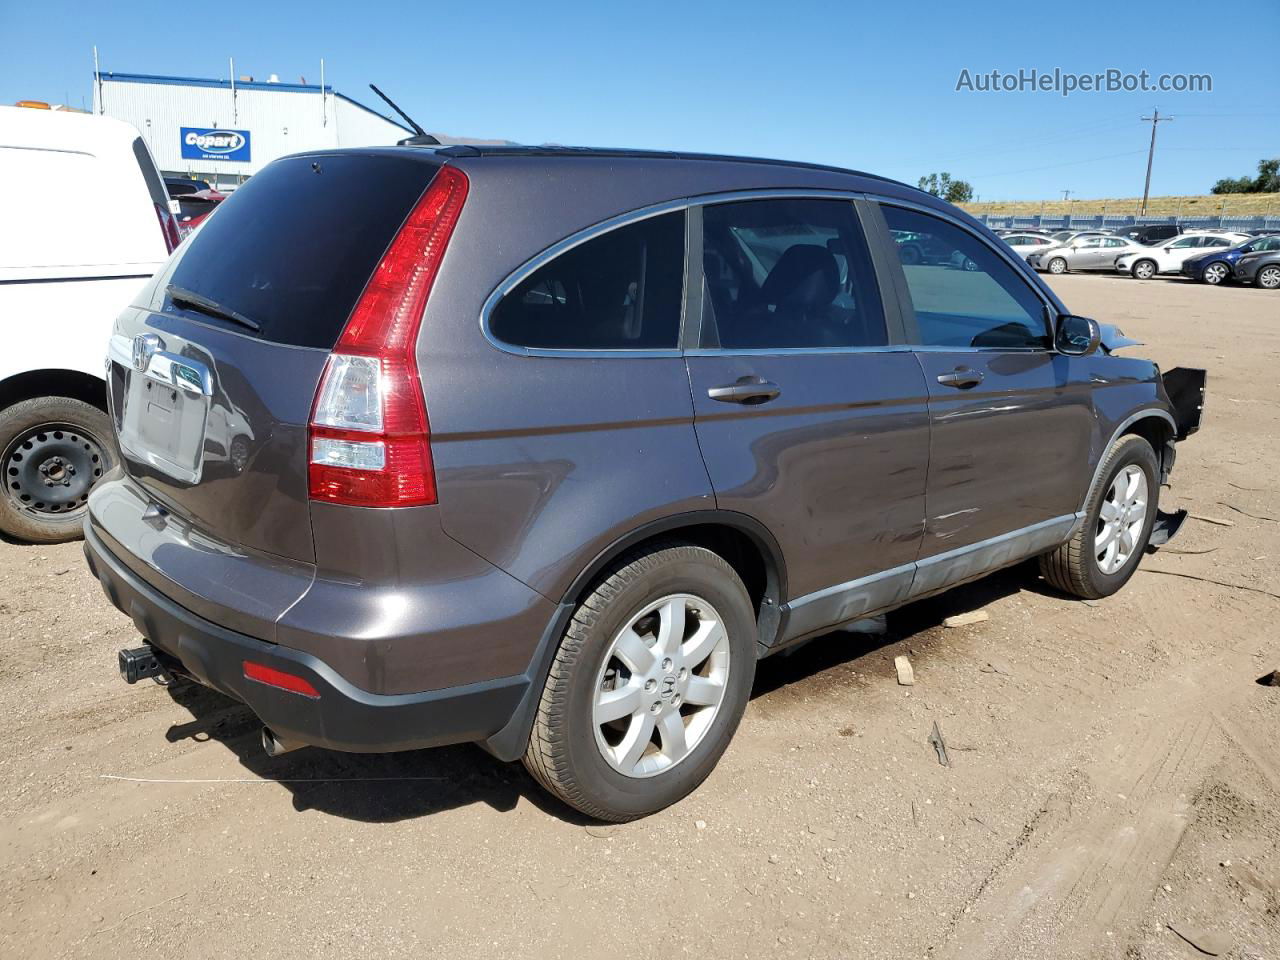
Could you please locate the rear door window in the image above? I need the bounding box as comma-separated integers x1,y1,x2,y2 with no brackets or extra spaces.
700,198,885,349
881,205,1049,350
488,211,686,350
163,154,441,349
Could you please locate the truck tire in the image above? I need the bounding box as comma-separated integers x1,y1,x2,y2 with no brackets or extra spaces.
1040,434,1159,599
0,396,116,544
523,543,757,821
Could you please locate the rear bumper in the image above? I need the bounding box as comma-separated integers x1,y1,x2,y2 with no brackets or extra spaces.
84,523,529,753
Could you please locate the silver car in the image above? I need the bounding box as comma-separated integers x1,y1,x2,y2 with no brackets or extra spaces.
1030,235,1148,274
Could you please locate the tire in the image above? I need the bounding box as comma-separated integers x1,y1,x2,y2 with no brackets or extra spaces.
899,244,922,265
1257,265,1280,290
1048,257,1068,275
0,396,116,544
1039,435,1159,600
523,543,757,821
1202,261,1230,285
1132,259,1157,280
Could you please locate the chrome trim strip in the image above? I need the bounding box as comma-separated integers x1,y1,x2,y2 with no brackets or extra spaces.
786,561,916,610
914,513,1076,569
1077,409,1177,514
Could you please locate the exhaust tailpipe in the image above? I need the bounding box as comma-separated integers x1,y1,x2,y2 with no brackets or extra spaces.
261,726,305,757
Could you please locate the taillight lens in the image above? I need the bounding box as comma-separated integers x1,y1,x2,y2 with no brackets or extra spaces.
154,202,181,252
308,165,468,508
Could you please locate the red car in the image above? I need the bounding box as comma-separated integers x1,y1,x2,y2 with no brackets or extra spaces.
175,188,225,239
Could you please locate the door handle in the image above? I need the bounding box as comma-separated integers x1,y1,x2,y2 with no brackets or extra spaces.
936,369,984,389
708,378,781,405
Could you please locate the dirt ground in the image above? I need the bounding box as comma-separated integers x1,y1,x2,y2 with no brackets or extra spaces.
2,273,1277,960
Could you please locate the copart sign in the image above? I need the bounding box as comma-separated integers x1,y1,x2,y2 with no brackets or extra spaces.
180,127,251,162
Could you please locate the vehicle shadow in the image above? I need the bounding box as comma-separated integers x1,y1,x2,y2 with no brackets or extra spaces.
160,561,1049,825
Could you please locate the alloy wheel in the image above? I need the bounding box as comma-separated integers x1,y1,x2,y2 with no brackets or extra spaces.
592,594,731,778
1049,258,1067,274
1133,261,1156,280
1203,262,1228,285
1095,465,1148,575
1258,266,1280,290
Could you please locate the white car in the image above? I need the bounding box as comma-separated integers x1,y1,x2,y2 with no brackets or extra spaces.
0,105,176,542
1000,232,1058,261
1115,232,1252,280
1028,235,1151,274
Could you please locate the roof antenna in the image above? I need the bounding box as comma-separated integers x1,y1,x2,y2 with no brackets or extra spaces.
368,83,439,145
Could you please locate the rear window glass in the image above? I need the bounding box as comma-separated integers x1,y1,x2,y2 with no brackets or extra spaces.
164,154,439,349
489,211,686,350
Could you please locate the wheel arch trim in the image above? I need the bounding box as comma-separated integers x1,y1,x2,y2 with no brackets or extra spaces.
1078,409,1176,515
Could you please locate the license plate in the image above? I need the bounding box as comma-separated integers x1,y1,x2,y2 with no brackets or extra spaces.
111,335,212,483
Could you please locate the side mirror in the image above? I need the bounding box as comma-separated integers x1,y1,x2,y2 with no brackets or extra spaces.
1055,314,1100,356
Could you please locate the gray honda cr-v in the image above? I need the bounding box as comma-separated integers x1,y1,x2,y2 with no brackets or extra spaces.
84,146,1205,821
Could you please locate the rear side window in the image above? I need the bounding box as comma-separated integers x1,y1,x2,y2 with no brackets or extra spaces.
489,211,686,350
882,205,1049,350
700,198,885,349
165,154,440,349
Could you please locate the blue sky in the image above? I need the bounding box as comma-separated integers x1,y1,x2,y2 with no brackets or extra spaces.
3,0,1277,200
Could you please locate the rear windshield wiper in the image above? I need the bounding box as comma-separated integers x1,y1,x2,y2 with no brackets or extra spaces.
166,284,262,333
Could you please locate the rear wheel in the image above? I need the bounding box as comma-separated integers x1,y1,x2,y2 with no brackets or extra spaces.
1257,265,1280,290
1039,435,1159,599
1132,259,1157,280
1202,261,1230,285
0,396,115,543
523,543,757,821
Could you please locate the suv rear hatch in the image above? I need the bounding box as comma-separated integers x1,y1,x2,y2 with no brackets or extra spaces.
105,150,451,567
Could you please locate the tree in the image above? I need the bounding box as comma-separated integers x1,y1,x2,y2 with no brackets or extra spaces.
918,172,974,204
1211,157,1280,194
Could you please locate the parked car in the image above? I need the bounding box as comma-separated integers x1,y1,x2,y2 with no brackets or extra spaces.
1000,233,1058,261
1233,244,1280,289
1110,224,1183,245
1116,232,1251,280
174,188,225,239
1050,230,1107,244
89,147,1204,821
165,176,211,197
1181,235,1280,285
0,105,177,543
1028,235,1149,274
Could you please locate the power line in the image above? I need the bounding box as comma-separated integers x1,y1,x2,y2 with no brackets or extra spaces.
968,149,1147,180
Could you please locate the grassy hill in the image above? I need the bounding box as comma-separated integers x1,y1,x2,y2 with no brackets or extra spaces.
960,193,1280,217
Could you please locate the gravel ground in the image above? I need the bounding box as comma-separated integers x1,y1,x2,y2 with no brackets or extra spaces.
1,273,1277,959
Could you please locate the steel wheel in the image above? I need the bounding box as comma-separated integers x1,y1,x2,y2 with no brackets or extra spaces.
1095,465,1148,575
592,593,730,778
1203,261,1229,285
1258,265,1280,290
3,422,107,519
1048,257,1067,274
1133,260,1157,280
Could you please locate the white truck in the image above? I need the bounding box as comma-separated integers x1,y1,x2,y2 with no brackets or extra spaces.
0,105,177,542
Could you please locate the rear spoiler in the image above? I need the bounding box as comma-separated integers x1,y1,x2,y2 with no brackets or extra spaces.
1162,367,1206,440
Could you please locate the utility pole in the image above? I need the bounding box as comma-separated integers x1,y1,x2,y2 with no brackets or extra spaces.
1139,108,1173,216
1061,189,1072,202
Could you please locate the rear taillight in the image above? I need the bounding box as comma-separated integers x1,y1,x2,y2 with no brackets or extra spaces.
308,165,468,508
154,202,181,252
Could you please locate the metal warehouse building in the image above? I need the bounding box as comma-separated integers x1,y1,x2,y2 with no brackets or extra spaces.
92,71,412,188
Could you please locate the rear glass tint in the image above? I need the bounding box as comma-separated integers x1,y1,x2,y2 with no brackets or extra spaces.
165,154,439,349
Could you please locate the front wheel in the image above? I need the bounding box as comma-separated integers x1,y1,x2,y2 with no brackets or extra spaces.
1257,265,1280,290
1132,259,1157,280
1202,261,1229,285
0,396,116,543
1039,435,1159,599
1048,257,1068,275
523,543,757,821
